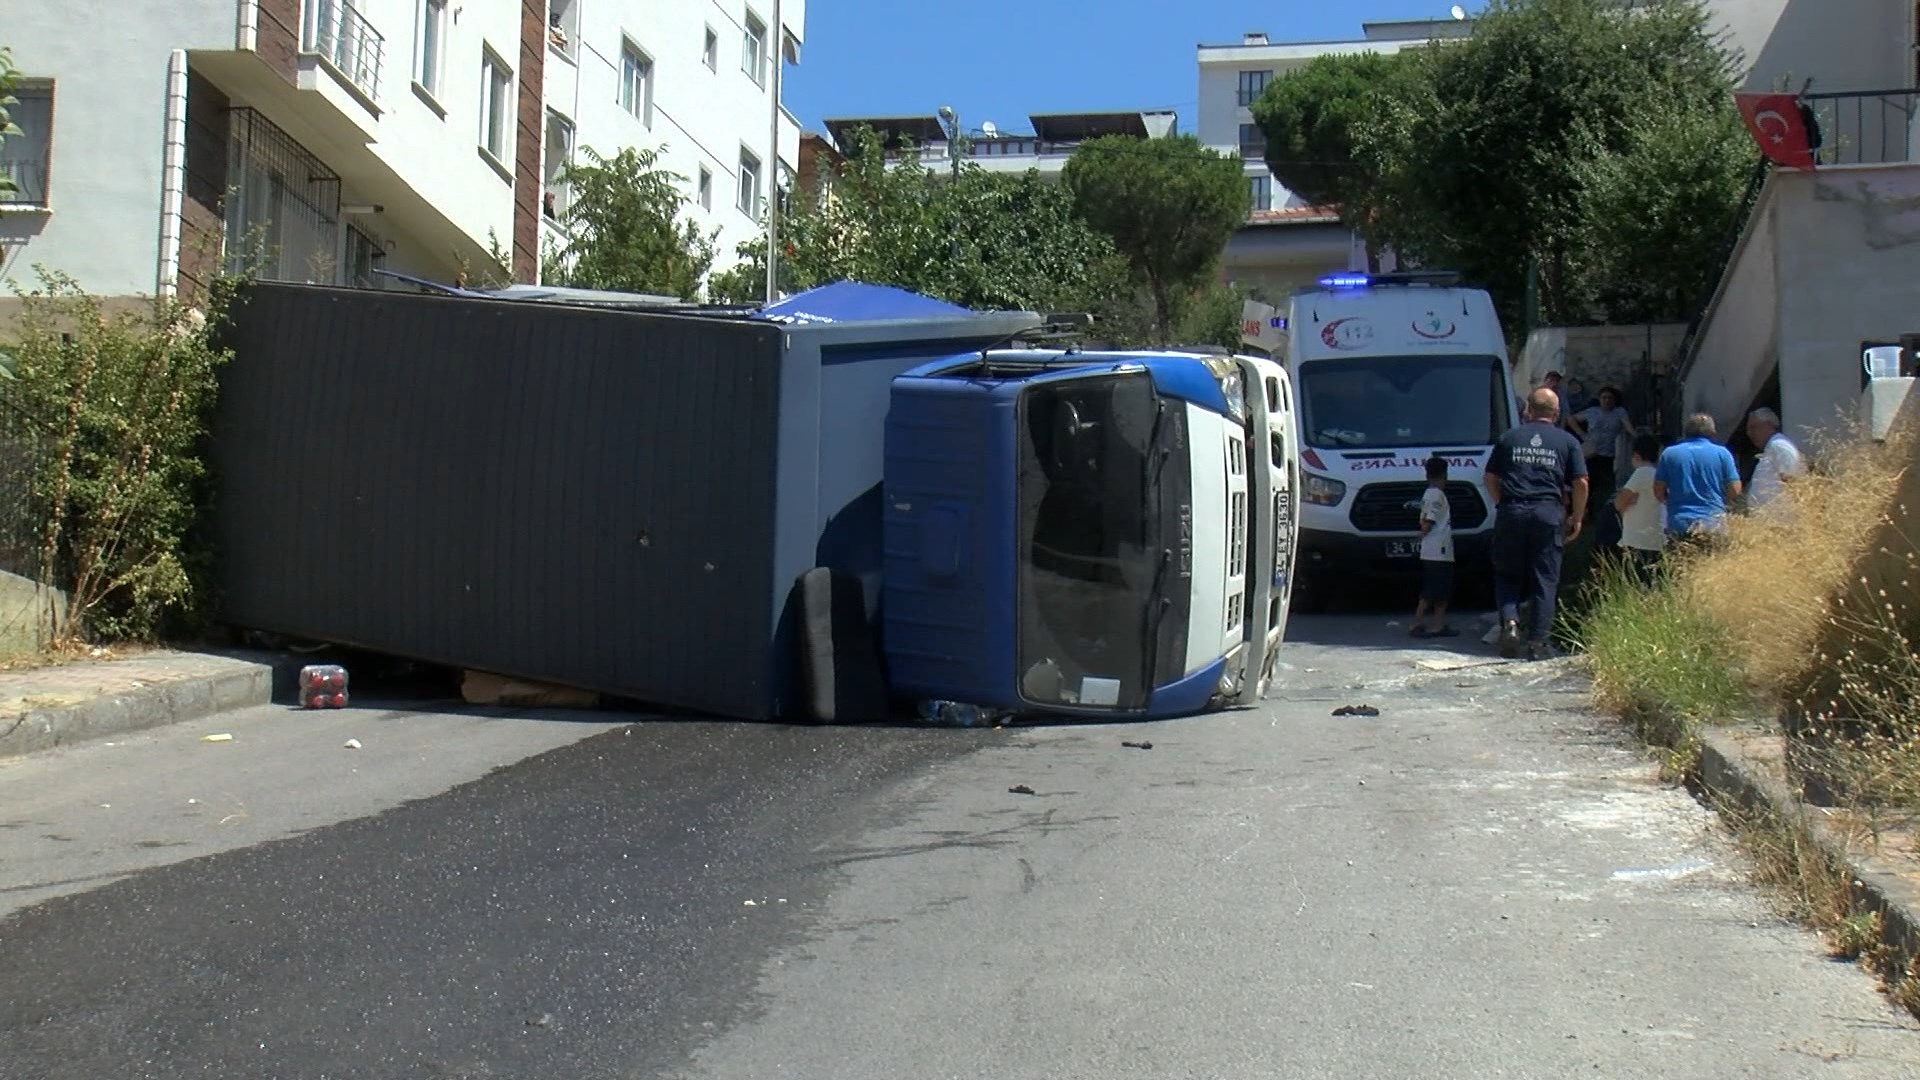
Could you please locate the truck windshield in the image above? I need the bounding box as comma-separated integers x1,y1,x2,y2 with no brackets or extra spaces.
1014,372,1190,712
1300,354,1509,449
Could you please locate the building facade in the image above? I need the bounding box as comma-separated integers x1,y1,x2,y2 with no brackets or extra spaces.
0,0,801,303
818,110,1177,180
1195,19,1469,301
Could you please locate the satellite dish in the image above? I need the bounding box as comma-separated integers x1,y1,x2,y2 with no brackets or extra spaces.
981,120,998,137
1450,4,1466,18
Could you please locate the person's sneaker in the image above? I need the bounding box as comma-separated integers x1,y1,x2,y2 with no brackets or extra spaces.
1497,619,1522,659
1527,640,1558,662
1429,626,1460,638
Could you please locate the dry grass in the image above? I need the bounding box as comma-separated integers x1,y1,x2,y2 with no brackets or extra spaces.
1682,420,1914,697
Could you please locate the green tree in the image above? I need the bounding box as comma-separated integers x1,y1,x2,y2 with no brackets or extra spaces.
545,145,716,300
1061,135,1246,343
1359,0,1747,326
1567,95,1758,324
1251,51,1407,216
713,126,1148,340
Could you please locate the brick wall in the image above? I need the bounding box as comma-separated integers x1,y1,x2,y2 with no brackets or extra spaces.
512,0,545,283
178,70,232,305
256,0,301,84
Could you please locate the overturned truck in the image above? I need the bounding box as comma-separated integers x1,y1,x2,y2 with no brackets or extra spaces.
211,280,1299,722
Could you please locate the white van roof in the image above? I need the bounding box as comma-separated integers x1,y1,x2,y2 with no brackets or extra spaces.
1287,274,1506,365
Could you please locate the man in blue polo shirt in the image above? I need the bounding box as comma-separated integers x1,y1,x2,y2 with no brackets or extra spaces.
1654,412,1743,550
1485,388,1589,661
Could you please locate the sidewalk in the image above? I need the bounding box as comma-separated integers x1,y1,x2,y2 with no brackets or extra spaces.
0,651,275,759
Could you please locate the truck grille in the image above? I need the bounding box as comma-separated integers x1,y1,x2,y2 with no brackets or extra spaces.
1348,481,1488,533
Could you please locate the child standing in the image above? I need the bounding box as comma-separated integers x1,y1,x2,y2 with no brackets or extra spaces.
1412,454,1458,638
1614,433,1665,583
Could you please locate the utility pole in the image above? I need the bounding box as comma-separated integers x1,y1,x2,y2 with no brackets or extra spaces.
938,104,962,180
764,0,783,304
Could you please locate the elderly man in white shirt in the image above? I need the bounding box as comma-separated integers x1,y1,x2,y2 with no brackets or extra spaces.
1745,407,1805,513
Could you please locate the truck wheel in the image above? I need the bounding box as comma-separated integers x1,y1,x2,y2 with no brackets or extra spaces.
796,566,889,725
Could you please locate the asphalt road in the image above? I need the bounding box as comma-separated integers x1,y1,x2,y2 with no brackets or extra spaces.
2,613,1918,1079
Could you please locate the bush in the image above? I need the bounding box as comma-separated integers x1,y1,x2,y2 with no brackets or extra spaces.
2,268,233,644
1575,555,1746,772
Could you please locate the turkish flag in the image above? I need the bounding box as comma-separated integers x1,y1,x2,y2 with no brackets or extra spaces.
1735,92,1816,169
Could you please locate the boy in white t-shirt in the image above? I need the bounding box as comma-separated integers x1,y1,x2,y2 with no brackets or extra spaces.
1613,433,1664,582
1411,455,1458,638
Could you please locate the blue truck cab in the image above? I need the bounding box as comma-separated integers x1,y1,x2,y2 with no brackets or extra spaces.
882,348,1301,721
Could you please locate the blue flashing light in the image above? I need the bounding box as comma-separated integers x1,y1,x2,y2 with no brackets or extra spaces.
1319,273,1371,289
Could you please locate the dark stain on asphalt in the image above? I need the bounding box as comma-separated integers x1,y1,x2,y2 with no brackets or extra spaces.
0,721,995,1080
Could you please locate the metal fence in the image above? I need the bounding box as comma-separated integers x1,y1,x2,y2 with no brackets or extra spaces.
1803,89,1919,167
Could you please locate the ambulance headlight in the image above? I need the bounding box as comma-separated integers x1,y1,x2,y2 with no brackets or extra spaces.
1303,473,1346,506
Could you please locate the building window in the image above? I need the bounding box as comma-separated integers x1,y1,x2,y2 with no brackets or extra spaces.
619,41,653,126
544,110,574,219
415,0,447,96
697,165,713,210
344,223,386,288
703,26,719,70
738,148,762,217
1237,69,1271,108
548,0,578,58
1238,122,1266,158
223,107,343,283
1248,173,1270,212
480,51,513,165
742,11,766,86
0,82,53,207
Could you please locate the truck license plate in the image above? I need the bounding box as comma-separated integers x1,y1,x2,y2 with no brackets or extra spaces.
1384,540,1420,559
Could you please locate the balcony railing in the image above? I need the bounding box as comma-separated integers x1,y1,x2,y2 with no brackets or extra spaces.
1802,89,1918,166
303,0,385,101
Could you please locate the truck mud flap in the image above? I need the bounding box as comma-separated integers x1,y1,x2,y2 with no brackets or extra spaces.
796,566,890,724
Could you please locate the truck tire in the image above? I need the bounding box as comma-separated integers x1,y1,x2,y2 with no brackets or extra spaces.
796,566,890,724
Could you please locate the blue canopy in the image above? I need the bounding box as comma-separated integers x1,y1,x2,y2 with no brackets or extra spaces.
753,281,972,325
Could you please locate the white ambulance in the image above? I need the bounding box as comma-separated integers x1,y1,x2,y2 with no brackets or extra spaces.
1256,272,1520,609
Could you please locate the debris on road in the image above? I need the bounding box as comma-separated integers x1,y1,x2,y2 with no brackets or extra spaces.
743,900,758,907
1008,784,1037,796
1121,740,1153,750
461,670,601,710
1332,704,1380,717
200,733,233,743
343,738,362,750
918,700,1007,727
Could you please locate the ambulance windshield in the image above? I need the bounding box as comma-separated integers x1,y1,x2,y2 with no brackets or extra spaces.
1299,354,1509,450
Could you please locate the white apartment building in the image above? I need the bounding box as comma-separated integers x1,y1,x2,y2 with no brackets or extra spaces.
1195,19,1469,301
820,110,1178,179
0,0,800,304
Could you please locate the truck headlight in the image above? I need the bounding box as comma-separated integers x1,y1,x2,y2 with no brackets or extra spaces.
1303,472,1346,506
1203,358,1247,422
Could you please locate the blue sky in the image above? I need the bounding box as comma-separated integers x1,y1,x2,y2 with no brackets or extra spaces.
782,0,1480,135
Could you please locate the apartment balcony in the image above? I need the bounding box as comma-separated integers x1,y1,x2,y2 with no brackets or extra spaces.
302,0,385,106
1803,89,1919,166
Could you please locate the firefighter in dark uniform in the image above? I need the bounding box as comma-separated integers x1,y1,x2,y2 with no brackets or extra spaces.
1484,387,1590,661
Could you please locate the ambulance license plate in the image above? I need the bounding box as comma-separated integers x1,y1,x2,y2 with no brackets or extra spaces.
1384,540,1420,559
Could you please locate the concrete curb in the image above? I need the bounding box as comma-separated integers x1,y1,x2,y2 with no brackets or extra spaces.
0,654,276,759
1697,726,1920,986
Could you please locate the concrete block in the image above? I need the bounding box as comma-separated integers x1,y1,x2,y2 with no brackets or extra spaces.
1861,377,1916,441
